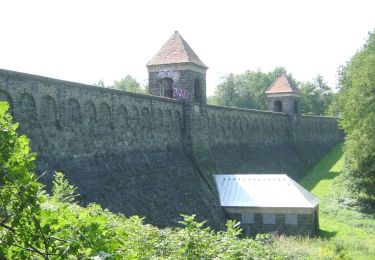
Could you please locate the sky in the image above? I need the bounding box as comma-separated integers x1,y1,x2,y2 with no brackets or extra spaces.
0,0,374,96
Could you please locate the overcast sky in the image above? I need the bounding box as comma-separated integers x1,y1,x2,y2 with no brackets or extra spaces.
1,0,374,95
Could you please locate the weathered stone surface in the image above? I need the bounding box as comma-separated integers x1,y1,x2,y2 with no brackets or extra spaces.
0,68,343,230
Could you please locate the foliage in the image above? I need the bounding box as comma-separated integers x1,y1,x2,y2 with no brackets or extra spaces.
210,67,333,115
94,75,146,94
338,29,375,205
113,75,146,94
299,75,333,116
0,101,50,259
210,67,297,110
0,101,282,259
51,172,77,203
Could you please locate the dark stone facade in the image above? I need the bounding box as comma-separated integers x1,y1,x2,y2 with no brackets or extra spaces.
0,68,343,230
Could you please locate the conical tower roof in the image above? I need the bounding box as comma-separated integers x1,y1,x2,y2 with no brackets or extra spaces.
265,74,300,94
147,31,208,69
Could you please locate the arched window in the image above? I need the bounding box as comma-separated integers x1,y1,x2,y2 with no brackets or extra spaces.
294,100,299,114
161,78,173,98
274,100,282,112
194,79,200,103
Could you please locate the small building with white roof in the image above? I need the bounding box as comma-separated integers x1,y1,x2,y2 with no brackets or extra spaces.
214,174,319,236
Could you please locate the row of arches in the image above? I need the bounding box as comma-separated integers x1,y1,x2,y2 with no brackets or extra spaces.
299,118,339,133
0,90,183,130
206,113,289,133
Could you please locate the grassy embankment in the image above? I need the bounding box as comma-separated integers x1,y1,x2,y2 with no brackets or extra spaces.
274,145,375,259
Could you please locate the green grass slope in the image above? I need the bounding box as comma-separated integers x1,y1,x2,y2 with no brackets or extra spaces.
275,144,375,259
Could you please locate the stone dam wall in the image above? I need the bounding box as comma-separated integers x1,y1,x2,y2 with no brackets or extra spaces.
0,69,343,229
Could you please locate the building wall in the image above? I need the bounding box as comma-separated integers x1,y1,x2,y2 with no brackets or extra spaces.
227,212,317,236
225,207,318,236
0,68,343,229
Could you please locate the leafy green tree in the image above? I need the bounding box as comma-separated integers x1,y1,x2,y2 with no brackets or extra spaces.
213,73,240,107
299,75,333,116
339,29,375,206
113,75,145,94
0,101,51,259
212,67,297,110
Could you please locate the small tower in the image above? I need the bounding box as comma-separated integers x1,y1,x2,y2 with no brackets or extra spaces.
147,31,208,109
265,74,301,117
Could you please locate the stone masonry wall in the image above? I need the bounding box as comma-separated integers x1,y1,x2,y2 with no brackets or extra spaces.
0,69,226,229
0,68,343,229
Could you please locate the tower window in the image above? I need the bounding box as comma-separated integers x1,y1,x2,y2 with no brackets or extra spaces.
161,78,173,98
274,100,282,112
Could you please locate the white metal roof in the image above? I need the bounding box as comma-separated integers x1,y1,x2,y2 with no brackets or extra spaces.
214,174,319,208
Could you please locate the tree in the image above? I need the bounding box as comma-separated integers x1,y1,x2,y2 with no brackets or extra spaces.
0,101,51,258
113,75,145,94
339,29,375,206
211,67,297,110
299,75,333,116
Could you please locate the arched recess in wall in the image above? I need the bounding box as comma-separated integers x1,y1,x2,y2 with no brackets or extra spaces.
243,117,249,132
98,102,111,127
66,99,81,124
210,114,217,131
261,117,267,132
236,116,242,133
41,95,57,125
141,107,150,133
252,117,258,131
84,101,97,123
20,93,37,121
156,108,163,130
131,106,140,135
219,115,225,138
161,78,173,98
165,109,173,132
274,100,282,112
117,105,128,126
0,90,13,108
174,110,182,131
194,79,201,103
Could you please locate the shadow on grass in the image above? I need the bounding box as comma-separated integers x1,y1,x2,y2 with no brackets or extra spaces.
300,144,344,192
319,229,337,239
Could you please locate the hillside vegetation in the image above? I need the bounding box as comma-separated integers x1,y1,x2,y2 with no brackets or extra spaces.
274,145,375,259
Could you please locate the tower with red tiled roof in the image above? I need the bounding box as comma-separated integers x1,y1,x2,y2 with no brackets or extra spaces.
147,31,208,111
265,74,301,117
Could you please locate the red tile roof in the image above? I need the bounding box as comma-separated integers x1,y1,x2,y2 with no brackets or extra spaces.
147,31,208,69
265,74,300,94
